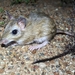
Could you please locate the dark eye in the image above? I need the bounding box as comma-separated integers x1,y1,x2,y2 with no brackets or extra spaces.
12,29,18,35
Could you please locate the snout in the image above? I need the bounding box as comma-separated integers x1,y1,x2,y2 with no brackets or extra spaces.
1,41,16,47
0,39,8,47
0,41,8,48
0,39,16,47
1,43,6,47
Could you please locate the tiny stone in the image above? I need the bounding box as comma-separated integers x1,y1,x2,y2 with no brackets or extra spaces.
21,61,24,65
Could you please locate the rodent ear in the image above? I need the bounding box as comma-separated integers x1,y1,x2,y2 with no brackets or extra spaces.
6,11,14,20
17,16,26,31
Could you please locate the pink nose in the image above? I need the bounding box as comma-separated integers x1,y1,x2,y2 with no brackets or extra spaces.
0,39,8,44
0,39,7,47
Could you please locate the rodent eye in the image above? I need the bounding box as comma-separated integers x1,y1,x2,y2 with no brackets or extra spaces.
12,29,18,35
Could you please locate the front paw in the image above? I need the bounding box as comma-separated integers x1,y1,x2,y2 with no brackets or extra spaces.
29,45,39,50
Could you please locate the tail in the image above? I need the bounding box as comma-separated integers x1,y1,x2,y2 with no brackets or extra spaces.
56,29,74,37
32,50,70,64
32,44,75,64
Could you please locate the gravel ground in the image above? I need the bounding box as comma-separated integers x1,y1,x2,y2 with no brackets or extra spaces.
0,0,75,75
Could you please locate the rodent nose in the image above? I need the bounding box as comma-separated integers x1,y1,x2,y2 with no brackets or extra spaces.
1,44,6,47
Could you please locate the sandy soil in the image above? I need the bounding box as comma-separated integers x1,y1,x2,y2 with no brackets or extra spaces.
0,0,75,75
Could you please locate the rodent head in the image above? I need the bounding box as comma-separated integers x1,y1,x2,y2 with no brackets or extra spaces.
0,11,26,47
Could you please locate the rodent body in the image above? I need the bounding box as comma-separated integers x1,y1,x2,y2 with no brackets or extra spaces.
0,11,73,50
18,13,56,44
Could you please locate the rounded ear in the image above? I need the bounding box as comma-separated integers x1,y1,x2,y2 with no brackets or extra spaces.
6,10,14,20
17,16,26,31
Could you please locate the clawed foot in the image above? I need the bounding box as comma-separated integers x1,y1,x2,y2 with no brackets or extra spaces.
29,45,41,50
29,41,48,50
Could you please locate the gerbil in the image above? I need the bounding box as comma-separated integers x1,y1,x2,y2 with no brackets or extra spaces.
0,11,74,50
